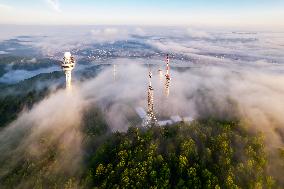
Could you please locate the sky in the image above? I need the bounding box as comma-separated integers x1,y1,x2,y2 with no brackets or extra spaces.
0,0,283,29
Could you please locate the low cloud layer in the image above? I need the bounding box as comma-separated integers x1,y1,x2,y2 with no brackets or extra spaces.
186,28,213,39
90,28,130,43
0,89,84,186
0,26,283,67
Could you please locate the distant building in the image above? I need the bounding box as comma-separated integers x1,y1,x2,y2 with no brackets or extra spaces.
171,115,182,123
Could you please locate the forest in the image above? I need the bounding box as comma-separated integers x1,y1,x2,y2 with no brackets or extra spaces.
1,107,282,188
83,120,276,189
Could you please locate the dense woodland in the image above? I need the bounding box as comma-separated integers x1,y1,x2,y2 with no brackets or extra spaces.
83,120,276,189
1,108,282,189
0,89,49,127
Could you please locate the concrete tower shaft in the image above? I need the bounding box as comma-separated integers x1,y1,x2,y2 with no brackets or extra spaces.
62,52,75,89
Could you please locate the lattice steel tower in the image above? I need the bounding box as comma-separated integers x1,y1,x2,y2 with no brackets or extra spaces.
143,69,157,126
164,54,171,97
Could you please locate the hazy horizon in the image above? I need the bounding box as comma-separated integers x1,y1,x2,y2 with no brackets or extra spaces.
0,0,283,29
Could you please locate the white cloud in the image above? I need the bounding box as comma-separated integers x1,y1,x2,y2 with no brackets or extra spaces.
186,28,213,39
0,51,8,55
134,27,146,36
46,0,61,13
90,28,130,43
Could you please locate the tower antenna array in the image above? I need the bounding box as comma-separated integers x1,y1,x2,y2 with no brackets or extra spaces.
143,65,158,126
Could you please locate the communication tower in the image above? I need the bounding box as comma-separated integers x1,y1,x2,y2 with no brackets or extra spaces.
61,52,75,89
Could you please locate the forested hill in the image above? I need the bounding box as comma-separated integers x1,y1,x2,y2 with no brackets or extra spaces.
1,117,280,189
84,120,275,189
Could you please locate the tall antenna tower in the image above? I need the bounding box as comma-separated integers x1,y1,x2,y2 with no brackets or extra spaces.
62,52,75,89
143,67,157,126
165,78,170,97
165,54,171,81
164,54,171,97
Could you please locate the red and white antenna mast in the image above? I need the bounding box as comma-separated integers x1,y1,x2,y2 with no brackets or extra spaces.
164,54,171,97
165,54,171,80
